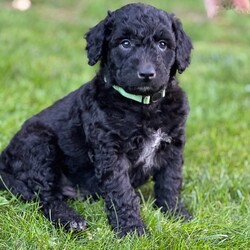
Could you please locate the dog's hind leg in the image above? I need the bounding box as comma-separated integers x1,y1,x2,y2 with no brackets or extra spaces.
0,167,34,200
0,122,86,231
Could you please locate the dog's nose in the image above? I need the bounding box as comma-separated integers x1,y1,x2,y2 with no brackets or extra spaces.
138,64,156,80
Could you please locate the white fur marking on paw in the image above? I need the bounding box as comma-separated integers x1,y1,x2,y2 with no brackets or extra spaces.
70,221,86,231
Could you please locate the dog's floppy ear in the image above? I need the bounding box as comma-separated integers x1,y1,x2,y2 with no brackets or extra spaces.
85,11,112,66
171,15,193,73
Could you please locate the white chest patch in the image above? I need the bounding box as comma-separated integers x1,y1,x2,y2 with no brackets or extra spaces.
135,129,172,170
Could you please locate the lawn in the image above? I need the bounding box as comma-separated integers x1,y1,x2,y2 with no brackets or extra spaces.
0,0,249,249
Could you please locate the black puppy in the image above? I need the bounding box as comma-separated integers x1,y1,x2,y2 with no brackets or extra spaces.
0,3,192,237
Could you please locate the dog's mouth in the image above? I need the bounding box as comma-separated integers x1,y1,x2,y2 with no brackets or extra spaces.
136,86,152,92
125,85,161,96
134,86,153,94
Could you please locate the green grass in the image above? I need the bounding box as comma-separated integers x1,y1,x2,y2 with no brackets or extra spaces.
0,0,250,249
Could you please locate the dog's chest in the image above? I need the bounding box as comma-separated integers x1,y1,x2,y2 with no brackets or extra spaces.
132,129,172,171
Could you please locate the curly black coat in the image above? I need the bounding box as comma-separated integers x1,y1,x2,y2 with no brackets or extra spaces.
0,3,192,237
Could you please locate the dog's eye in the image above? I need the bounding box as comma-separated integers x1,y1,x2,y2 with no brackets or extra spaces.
120,40,132,50
158,40,167,51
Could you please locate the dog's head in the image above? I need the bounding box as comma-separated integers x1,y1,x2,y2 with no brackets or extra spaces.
85,3,192,95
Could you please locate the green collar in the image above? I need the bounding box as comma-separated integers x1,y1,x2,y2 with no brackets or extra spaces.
112,85,166,104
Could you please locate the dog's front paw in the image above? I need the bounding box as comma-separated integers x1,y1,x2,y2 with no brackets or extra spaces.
118,223,147,237
57,215,87,232
176,206,192,221
166,206,192,221
66,219,87,232
157,202,192,221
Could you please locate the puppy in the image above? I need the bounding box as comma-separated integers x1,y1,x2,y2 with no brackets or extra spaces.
0,3,192,237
